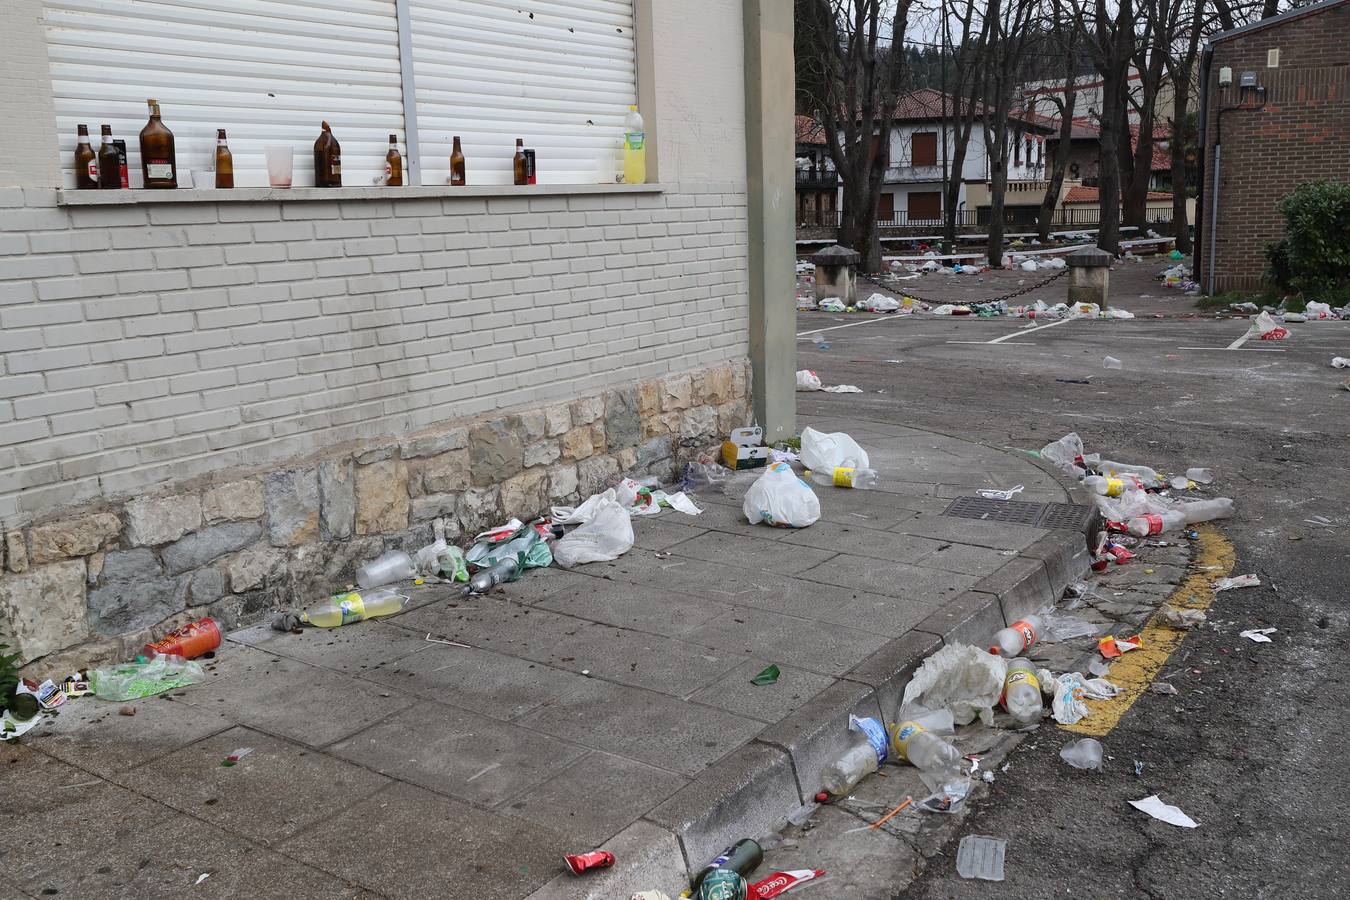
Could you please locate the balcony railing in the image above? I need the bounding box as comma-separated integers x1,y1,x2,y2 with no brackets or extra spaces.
832,207,1175,230
796,170,839,187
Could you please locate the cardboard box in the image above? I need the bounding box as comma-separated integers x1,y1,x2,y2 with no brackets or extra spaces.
721,426,770,470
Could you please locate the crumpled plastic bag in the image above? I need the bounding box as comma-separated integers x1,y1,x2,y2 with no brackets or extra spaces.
467,528,553,571
414,539,468,582
552,489,621,525
1039,608,1101,641
795,369,823,392
901,643,1008,726
1252,311,1288,340
553,497,634,567
819,297,846,312
682,460,732,494
1046,671,1120,725
1305,301,1332,319
858,293,900,312
799,426,870,473
742,462,820,528
1038,432,1084,475
930,303,957,315
1069,302,1101,318
91,656,204,701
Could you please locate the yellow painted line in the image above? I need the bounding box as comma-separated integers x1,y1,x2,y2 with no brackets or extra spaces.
1059,524,1236,737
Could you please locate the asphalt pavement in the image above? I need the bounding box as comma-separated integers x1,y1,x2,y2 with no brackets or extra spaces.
793,277,1350,898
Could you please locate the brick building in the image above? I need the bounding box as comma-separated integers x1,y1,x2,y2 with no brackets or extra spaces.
1197,0,1350,293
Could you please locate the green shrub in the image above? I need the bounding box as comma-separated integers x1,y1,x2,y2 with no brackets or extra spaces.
1270,180,1350,292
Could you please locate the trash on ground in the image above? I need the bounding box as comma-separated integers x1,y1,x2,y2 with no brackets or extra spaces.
1332,357,1350,369
1240,627,1276,643
553,497,635,567
1252,311,1288,340
1098,634,1142,658
902,643,1007,725
1160,608,1207,629
917,778,972,815
1001,659,1043,724
220,747,253,767
90,655,205,701
1089,659,1112,677
977,485,1024,501
1150,682,1178,695
1185,467,1214,484
683,459,733,494
1103,356,1123,369
631,892,672,900
743,462,820,528
858,292,900,312
563,850,615,875
867,798,913,830
822,384,863,393
118,705,137,716
795,369,823,391
356,549,416,589
1039,608,1101,641
820,715,888,794
786,802,819,827
1129,794,1198,828
798,426,870,472
808,465,878,490
195,873,210,885
695,869,747,898
1060,737,1104,770
751,869,826,898
1038,432,1085,475
890,719,963,778
722,425,771,470
690,839,762,897
1049,672,1120,725
415,539,468,582
300,587,407,628
144,617,221,660
818,298,845,313
956,835,1007,881
750,664,781,686
1216,574,1260,591
990,615,1042,657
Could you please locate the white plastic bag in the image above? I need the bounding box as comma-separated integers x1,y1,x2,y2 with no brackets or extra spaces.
552,489,619,525
553,497,634,567
1038,432,1084,475
859,293,900,312
799,426,870,472
1047,672,1120,725
795,369,823,392
901,643,1008,726
819,297,846,312
742,462,820,528
1251,311,1288,340
1306,301,1332,319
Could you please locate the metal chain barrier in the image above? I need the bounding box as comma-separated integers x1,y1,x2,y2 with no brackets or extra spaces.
856,267,1068,308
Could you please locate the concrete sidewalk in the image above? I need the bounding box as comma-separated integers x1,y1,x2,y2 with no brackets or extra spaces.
0,415,1090,900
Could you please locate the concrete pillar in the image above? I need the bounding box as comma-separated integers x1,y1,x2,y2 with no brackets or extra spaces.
1066,246,1112,308
811,244,860,306
743,0,795,445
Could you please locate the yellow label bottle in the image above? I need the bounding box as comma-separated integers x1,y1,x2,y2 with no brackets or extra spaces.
623,105,646,184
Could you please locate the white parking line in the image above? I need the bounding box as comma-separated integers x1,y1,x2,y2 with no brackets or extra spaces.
1177,346,1286,352
988,317,1074,344
945,341,1034,345
795,316,912,339
1226,328,1254,350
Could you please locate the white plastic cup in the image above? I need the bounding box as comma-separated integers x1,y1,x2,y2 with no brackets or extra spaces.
265,145,293,188
356,550,416,589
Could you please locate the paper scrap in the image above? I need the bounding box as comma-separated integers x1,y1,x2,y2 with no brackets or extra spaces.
823,384,863,393
1098,634,1142,659
1215,574,1260,591
195,873,211,885
1129,794,1198,828
663,491,703,516
1239,628,1276,643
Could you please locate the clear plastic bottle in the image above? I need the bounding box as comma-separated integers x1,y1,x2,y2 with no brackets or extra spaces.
623,105,646,185
464,557,520,595
300,588,404,628
819,715,888,795
1185,467,1215,484
1180,497,1234,524
1098,460,1161,486
1001,658,1043,723
989,614,1043,657
1083,474,1131,497
810,467,878,490
888,720,962,777
1126,509,1186,537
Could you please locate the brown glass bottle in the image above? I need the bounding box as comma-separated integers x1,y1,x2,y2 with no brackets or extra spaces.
74,124,98,190
450,136,466,186
139,99,177,188
214,129,234,189
97,125,121,189
513,138,526,186
314,121,342,187
385,134,403,186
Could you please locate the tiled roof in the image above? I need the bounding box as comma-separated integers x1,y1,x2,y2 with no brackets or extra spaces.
1064,185,1174,203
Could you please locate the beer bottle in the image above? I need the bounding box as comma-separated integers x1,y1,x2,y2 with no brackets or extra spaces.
314,121,342,187
385,134,403,186
97,125,121,189
513,138,527,186
450,135,466,186
74,124,98,190
214,129,234,189
139,99,177,188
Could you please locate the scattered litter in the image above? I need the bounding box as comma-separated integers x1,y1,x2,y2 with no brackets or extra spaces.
1056,378,1092,385
1040,608,1101,641
917,778,972,815
1089,659,1112,677
795,369,823,392
1049,672,1120,725
299,587,408,627
858,293,901,312
1103,356,1123,370
743,462,821,528
786,803,819,827
751,664,781,686
563,850,615,875
1160,608,1207,629
220,747,253,768
1240,628,1276,643
822,384,863,393
425,633,471,648
91,655,204,701
956,835,1006,881
902,643,1007,725
751,869,827,898
553,497,635,567
799,427,870,472
195,873,210,886
977,485,1024,501
1129,794,1198,828
118,705,137,717
1252,311,1288,341
1060,738,1104,770
1098,634,1142,658
144,617,221,660
1150,682,1178,695
356,550,416,589
1134,760,1145,776
1333,357,1349,369
1216,574,1260,591
867,797,914,830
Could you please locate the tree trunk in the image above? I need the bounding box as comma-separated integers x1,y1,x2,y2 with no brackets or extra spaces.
1038,101,1076,243
1097,79,1125,253
1170,89,1191,254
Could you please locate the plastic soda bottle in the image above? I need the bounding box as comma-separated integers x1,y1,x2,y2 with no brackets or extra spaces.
1180,497,1234,524
623,105,646,184
810,467,878,489
990,614,1043,657
1001,658,1043,723
1126,510,1186,537
819,715,888,794
888,720,962,777
300,587,404,628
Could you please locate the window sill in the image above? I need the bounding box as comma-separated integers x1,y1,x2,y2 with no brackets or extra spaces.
56,182,669,206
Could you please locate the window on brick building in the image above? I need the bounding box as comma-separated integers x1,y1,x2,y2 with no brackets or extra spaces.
44,0,637,188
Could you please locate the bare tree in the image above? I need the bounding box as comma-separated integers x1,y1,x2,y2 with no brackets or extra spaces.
797,0,914,272
938,0,992,253
982,0,1040,266
1165,0,1206,253
1118,0,1176,229
1072,0,1136,253
1034,0,1082,242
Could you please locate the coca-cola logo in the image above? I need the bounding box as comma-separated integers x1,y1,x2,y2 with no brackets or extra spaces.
757,875,789,890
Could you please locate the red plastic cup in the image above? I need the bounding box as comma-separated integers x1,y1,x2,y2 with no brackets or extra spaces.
144,617,221,660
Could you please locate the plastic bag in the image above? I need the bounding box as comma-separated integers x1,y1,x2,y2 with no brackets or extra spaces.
1252,311,1288,340
742,462,820,528
795,369,823,392
1047,671,1120,725
1038,433,1084,475
901,643,1007,726
858,293,900,312
467,528,553,571
414,539,469,582
819,297,846,312
1039,608,1101,641
799,426,870,473
91,656,204,701
553,497,634,567
682,460,732,494
552,489,620,525
1306,301,1332,319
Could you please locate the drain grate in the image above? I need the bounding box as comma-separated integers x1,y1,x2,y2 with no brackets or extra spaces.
942,496,1095,531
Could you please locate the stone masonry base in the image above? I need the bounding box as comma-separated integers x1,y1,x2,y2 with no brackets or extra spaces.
0,359,752,671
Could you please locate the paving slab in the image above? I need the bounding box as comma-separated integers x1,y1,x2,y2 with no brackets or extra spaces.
778,520,946,563
329,700,588,807
229,618,430,674
630,515,711,550
687,658,837,724
682,606,891,676
281,781,567,899
515,679,764,777
534,578,734,639
664,529,839,574
798,553,980,600
117,725,389,845
914,540,1019,576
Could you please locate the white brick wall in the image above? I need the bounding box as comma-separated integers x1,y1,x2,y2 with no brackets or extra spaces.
0,184,749,523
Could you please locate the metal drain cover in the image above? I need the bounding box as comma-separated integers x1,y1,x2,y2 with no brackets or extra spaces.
941,496,1094,531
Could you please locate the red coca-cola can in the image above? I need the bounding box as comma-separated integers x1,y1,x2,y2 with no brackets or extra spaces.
563,850,615,875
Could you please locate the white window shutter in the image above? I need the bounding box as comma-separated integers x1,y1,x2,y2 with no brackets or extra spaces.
408,0,637,186
44,0,406,188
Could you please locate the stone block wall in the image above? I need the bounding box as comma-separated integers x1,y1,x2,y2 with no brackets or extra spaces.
0,359,750,670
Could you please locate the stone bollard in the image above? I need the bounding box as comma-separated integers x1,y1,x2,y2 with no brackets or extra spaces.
811,244,860,307
1066,246,1112,309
